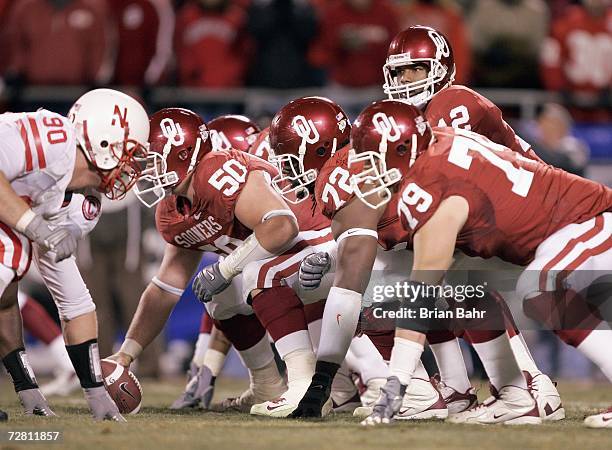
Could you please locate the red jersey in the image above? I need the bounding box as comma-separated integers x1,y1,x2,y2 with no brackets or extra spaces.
397,127,612,266
314,146,410,251
156,149,275,254
156,149,329,253
425,85,540,161
540,5,612,94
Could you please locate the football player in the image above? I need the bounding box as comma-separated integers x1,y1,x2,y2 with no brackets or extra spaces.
0,88,149,421
171,114,263,410
356,105,612,427
383,24,606,415
111,107,327,413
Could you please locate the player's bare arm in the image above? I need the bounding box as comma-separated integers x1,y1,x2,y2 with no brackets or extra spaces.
331,195,383,294
113,244,202,367
411,195,469,284
0,171,31,229
233,169,298,255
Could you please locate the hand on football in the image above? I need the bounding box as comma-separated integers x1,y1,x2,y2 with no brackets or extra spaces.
298,252,331,290
192,262,231,303
105,352,132,369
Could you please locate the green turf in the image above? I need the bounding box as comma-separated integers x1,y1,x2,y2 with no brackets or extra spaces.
1,378,610,450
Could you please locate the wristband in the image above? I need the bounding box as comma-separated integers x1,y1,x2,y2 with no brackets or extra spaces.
15,209,36,233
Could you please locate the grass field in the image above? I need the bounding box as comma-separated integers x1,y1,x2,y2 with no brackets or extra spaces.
1,377,611,450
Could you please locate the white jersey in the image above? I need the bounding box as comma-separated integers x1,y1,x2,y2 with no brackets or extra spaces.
0,109,77,218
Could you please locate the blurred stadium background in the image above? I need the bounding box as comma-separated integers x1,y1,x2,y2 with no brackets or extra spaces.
0,0,610,384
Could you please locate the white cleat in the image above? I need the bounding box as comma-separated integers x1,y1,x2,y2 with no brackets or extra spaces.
355,378,448,420
331,368,361,413
584,407,612,428
447,385,541,425
40,371,80,397
219,388,258,413
527,372,565,421
353,378,387,418
430,374,478,416
394,378,448,420
250,381,312,418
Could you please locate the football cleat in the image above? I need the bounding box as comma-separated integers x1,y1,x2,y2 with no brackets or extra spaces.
290,371,336,418
218,388,258,413
17,389,57,417
252,380,332,418
360,376,405,426
431,374,478,415
526,372,565,421
170,364,215,410
330,368,361,413
584,407,612,428
40,370,81,397
447,384,541,425
394,377,448,420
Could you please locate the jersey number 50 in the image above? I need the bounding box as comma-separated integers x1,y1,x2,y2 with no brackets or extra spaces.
209,160,248,196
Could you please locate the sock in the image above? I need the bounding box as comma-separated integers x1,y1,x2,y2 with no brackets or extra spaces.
412,359,429,379
250,359,285,399
345,335,389,384
331,361,356,398
2,348,38,391
284,348,316,387
236,334,275,370
304,300,325,352
65,339,104,388
508,333,541,377
48,335,74,373
577,329,612,382
20,296,61,345
389,337,424,386
203,349,226,377
472,334,527,390
429,338,471,392
192,333,211,367
316,287,361,365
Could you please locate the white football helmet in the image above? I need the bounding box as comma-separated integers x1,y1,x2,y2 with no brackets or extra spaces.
68,89,150,199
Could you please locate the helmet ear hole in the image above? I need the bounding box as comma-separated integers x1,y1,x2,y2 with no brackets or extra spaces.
316,147,326,156
101,140,109,148
396,145,407,156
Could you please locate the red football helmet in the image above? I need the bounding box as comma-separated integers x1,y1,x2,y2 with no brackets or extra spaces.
383,26,455,106
247,127,273,161
268,96,350,203
135,108,211,207
207,115,261,152
349,100,432,209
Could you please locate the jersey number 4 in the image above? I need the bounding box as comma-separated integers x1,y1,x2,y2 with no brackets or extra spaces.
209,160,248,196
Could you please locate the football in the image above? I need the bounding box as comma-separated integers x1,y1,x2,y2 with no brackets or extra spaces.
100,359,142,415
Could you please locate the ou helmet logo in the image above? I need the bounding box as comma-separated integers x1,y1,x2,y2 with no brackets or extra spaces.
372,112,401,142
160,118,185,147
292,115,320,144
210,130,232,151
428,30,450,59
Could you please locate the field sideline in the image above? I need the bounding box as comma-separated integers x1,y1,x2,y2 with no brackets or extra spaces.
1,378,611,450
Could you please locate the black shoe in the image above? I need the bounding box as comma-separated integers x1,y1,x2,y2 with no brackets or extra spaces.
290,371,333,418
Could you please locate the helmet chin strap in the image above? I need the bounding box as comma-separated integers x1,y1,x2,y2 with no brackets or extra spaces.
187,137,202,174
409,133,418,167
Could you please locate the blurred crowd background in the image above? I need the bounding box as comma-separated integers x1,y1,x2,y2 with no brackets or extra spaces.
1,0,610,383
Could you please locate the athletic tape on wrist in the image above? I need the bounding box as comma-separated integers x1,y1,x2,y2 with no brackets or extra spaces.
218,233,276,279
336,228,378,245
151,276,184,297
119,338,143,361
15,209,36,233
